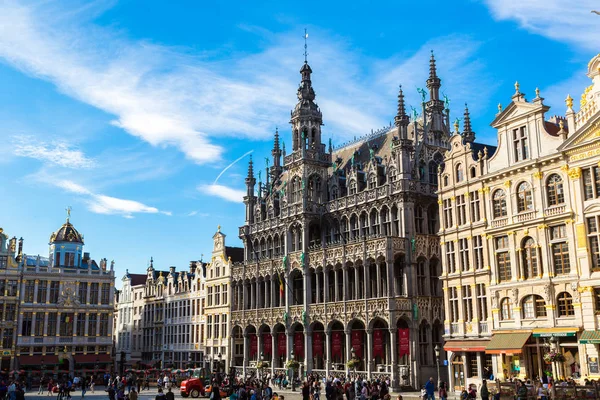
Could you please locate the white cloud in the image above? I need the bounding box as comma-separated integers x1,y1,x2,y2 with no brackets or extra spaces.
199,184,246,203
12,136,95,169
483,0,600,51
56,179,169,218
0,1,492,168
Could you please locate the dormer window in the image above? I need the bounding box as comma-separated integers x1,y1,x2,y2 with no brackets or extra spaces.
349,180,357,195
513,126,529,161
456,164,464,183
368,174,377,189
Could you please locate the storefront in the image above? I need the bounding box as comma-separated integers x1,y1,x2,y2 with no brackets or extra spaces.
578,330,600,377
486,332,531,380
532,328,580,380
444,340,491,391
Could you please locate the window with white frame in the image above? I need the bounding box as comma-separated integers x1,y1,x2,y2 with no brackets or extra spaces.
469,191,481,222
473,235,484,270
582,165,600,200
459,238,470,272
587,216,600,271
550,225,570,275
462,285,473,322
513,126,529,161
456,195,467,225
446,241,456,274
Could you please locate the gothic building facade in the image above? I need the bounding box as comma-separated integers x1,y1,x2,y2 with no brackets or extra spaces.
439,53,600,389
231,55,451,388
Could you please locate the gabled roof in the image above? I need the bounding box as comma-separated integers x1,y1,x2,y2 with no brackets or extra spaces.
129,273,147,286
226,246,244,263
558,112,600,152
490,100,549,128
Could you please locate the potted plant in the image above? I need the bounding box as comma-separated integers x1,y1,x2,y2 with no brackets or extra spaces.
346,358,361,370
543,351,566,363
256,360,270,369
285,359,300,370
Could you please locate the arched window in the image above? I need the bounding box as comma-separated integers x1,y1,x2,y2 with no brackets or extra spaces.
500,297,513,320
470,166,477,178
557,292,574,316
517,182,533,212
418,322,430,365
492,189,507,218
547,174,565,206
368,174,377,189
291,177,302,203
522,295,546,319
388,168,397,183
521,237,539,279
349,179,357,195
456,164,464,183
443,175,449,187
331,186,339,200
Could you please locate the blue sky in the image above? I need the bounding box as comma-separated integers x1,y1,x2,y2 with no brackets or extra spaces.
0,0,598,283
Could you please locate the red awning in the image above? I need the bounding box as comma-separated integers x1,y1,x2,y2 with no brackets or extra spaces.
444,340,490,352
19,355,59,366
74,354,112,364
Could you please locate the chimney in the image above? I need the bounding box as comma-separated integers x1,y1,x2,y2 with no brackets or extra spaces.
169,266,176,274
189,261,197,274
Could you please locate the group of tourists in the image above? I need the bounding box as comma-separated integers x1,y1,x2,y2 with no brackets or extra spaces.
0,380,25,400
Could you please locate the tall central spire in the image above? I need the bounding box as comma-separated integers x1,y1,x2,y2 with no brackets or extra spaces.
304,29,308,64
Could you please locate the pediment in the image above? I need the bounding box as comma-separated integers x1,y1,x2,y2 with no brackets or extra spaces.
490,101,548,128
584,202,600,215
559,113,600,152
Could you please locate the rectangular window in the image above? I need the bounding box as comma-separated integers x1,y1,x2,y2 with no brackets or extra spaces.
469,191,481,222
221,314,227,338
415,207,424,234
456,195,467,226
60,313,74,336
88,313,98,336
476,284,487,321
99,314,109,336
76,314,86,336
417,260,426,296
0,256,7,269
5,304,16,321
513,126,529,162
462,285,473,322
473,236,484,270
588,216,600,271
446,242,456,274
38,281,48,304
495,235,511,282
101,283,110,305
2,329,13,349
34,313,44,336
207,315,212,339
583,166,600,200
449,287,459,323
24,280,35,303
65,252,75,267
47,312,57,336
214,286,221,306
443,199,454,229
0,280,4,296
550,225,570,275
213,315,219,338
22,312,33,336
49,281,59,303
459,238,470,272
207,287,213,307
7,280,18,297
222,285,228,305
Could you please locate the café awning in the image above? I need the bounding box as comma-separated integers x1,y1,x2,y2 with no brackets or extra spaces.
19,355,59,366
580,330,600,344
485,332,531,354
532,327,578,338
74,354,112,364
444,340,490,352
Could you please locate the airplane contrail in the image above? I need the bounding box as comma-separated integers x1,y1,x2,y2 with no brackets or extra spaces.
213,150,254,185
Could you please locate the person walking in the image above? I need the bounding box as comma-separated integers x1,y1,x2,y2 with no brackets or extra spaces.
424,377,435,400
438,382,447,400
129,387,138,400
80,382,86,400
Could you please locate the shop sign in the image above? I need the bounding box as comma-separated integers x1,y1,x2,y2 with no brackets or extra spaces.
312,332,324,357
332,332,343,358
533,332,576,338
398,328,409,357
1,351,11,356
589,356,599,374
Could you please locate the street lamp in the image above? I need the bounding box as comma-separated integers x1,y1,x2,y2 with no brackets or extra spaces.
290,350,296,391
434,344,441,387
217,353,222,384
40,358,45,380
351,347,359,400
549,336,559,379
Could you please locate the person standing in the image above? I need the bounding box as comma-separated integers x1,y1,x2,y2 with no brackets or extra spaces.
424,377,435,400
480,380,489,400
80,381,86,400
438,382,447,400
129,387,138,400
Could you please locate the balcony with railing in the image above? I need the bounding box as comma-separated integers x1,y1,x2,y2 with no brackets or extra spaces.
545,205,566,217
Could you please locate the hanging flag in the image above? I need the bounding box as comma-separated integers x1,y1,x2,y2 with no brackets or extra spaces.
279,270,284,297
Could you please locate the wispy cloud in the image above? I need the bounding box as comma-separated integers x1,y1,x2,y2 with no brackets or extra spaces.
12,135,95,169
55,179,170,218
483,0,600,51
0,1,492,170
199,183,246,203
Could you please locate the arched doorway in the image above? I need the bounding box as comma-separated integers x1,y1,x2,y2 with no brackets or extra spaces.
232,326,243,367
397,318,411,386
329,320,346,370
273,324,286,368
258,324,271,363
349,319,366,371
311,322,326,369
245,325,258,363
371,319,390,369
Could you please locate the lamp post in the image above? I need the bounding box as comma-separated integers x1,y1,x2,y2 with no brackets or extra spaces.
40,358,45,381
290,350,296,391
351,347,360,400
549,336,559,380
434,344,441,388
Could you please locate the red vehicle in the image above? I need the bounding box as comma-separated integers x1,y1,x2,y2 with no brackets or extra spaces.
180,377,205,398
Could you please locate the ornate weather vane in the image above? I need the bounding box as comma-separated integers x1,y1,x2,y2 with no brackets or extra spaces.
65,206,72,222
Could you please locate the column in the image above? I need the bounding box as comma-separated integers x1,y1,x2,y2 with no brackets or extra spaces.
323,269,329,303
84,313,89,336
86,283,91,305
271,333,276,374
376,263,381,298
264,281,268,309
241,333,247,375
476,352,483,381
56,312,61,336
315,272,320,303
345,328,352,376
342,265,349,301
257,333,262,363
386,259,394,298
389,328,397,389
305,330,313,372
334,270,339,302
33,280,39,304
325,330,331,376
251,283,256,309
365,264,371,298
355,267,360,299
366,328,373,379
31,312,36,336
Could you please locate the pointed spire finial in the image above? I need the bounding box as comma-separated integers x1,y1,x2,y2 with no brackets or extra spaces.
394,85,409,127
150,256,154,268
304,29,308,64
429,50,438,80
65,206,72,223
247,154,254,180
462,103,475,142
566,94,573,109
514,81,521,94
453,118,460,134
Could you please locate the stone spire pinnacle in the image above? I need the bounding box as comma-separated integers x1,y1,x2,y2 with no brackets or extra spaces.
426,50,441,102
273,127,280,152
462,103,475,143
246,155,254,181
394,85,409,127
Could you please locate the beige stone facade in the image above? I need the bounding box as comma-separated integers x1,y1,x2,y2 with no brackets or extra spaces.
439,54,600,389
